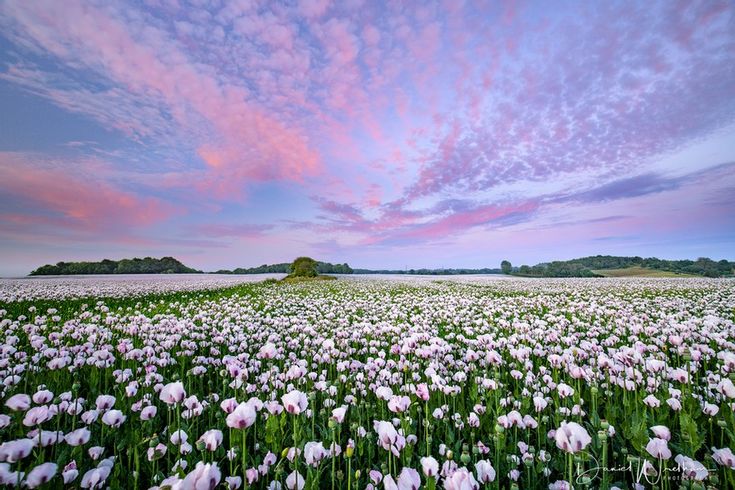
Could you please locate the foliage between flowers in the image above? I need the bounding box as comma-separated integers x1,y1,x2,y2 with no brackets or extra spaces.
0,276,734,489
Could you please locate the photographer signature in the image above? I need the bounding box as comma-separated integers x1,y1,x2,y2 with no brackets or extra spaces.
576,454,716,485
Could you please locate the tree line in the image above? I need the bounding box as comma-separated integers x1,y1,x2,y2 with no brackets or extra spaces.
352,268,502,275
216,261,353,275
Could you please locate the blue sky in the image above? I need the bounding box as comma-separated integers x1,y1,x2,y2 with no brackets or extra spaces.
0,0,734,276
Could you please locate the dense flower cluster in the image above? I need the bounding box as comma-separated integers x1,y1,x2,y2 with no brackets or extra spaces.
0,277,733,489
0,274,283,302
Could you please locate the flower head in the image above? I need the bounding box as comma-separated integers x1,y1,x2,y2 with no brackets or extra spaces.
226,402,256,429
281,390,308,415
160,382,186,405
554,421,591,454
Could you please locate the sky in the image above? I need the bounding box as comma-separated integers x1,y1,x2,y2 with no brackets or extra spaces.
0,0,734,276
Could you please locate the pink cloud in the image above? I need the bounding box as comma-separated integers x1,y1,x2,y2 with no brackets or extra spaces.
2,0,323,198
299,0,331,20
368,200,540,244
0,153,173,234
192,223,274,238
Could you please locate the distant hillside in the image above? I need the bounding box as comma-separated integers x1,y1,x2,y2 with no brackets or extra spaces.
591,266,697,278
30,257,201,276
515,255,734,278
215,261,353,275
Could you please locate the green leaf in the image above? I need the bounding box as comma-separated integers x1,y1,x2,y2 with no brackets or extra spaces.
679,412,705,454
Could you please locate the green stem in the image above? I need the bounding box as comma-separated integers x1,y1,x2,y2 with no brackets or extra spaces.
425,401,430,457
246,429,252,476
601,439,608,489
294,416,300,481
331,428,336,490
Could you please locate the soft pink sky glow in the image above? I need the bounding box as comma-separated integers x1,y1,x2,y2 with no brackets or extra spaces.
0,0,734,275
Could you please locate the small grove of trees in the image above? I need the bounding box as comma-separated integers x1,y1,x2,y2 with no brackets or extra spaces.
29,257,200,275
316,262,353,274
290,257,319,277
501,260,512,274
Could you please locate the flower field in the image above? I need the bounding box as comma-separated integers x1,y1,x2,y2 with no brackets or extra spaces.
0,277,734,489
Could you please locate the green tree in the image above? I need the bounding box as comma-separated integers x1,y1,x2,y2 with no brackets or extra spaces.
290,257,319,277
501,260,512,274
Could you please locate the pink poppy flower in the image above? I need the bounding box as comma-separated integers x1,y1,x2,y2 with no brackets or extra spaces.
65,427,91,446
62,461,78,484
226,402,256,429
101,409,126,428
331,405,347,423
281,390,308,415
159,381,186,405
645,438,671,460
475,460,496,483
181,461,221,489
23,406,51,427
712,447,735,468
554,421,591,454
25,462,57,488
32,390,54,405
650,425,671,441
140,405,157,421
286,471,305,490
421,456,439,477
443,467,479,490
5,394,31,411
0,438,34,462
198,429,223,451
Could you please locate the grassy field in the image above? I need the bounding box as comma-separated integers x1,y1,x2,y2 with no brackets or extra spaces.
592,266,698,277
1,276,734,489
